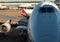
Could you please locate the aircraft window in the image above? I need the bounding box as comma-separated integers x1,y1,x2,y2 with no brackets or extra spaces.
47,8,54,13
39,7,46,13
39,7,54,13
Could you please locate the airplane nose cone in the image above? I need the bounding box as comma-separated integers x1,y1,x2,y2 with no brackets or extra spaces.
27,1,60,42
30,14,59,42
28,3,60,42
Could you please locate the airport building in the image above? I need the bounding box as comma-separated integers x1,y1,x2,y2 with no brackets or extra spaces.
0,0,40,10
0,0,59,9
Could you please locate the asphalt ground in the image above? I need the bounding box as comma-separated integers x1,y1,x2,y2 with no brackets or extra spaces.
0,23,27,42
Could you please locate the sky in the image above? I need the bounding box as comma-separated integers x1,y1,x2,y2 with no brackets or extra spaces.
0,0,55,2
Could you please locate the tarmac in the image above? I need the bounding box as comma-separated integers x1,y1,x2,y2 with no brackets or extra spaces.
0,26,27,42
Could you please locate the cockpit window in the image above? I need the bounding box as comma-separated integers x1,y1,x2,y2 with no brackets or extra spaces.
39,7,54,13
47,7,54,13
40,7,46,13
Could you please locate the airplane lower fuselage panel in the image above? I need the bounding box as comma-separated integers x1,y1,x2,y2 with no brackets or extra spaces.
30,13,59,42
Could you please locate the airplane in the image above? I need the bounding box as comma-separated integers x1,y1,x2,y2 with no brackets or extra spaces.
20,8,33,17
0,4,8,10
0,8,29,36
27,1,60,42
18,4,34,15
0,1,59,42
18,4,34,9
24,9,33,15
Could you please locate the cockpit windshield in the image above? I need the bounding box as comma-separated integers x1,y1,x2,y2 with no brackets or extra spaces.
39,7,54,13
